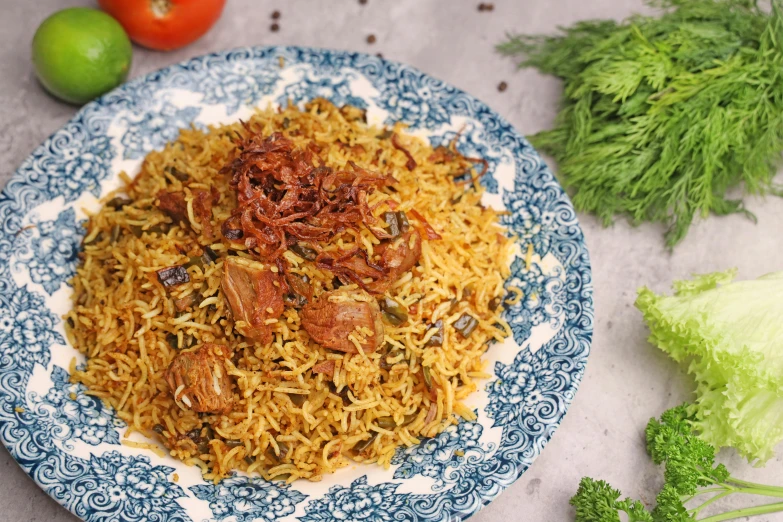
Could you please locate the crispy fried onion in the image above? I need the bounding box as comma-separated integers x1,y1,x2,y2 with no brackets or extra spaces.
221,130,396,261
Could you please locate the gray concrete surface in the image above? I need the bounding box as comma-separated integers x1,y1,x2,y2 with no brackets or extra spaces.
1,0,782,520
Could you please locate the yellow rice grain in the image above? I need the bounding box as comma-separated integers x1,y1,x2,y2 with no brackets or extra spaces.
66,99,513,482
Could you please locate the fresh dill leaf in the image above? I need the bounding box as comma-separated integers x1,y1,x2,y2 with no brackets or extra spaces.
498,0,783,247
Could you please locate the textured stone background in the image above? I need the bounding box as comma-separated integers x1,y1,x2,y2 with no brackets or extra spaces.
0,0,781,520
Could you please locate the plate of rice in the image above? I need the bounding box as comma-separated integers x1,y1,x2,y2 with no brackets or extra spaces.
0,46,593,522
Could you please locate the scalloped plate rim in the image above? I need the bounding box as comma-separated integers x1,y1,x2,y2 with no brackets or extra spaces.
0,45,593,522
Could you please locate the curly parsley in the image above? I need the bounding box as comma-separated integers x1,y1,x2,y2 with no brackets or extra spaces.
570,405,783,521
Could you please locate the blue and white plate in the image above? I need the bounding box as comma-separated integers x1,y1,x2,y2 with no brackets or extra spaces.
0,46,593,521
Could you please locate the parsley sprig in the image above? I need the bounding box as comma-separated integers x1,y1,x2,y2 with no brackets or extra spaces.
570,405,783,521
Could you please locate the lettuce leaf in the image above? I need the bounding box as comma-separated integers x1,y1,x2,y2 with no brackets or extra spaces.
636,269,783,464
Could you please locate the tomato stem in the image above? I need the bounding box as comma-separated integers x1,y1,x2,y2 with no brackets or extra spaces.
150,0,172,17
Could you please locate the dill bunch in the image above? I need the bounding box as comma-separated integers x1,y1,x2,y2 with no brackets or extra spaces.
499,0,783,247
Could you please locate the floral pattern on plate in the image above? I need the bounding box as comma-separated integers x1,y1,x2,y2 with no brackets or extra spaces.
11,208,83,295
0,46,592,521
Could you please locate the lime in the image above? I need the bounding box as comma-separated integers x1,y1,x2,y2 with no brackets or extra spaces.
32,8,132,105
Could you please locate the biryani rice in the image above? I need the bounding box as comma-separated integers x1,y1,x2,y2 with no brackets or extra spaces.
66,99,514,482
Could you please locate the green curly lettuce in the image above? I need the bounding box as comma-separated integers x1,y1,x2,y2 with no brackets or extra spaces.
636,269,783,463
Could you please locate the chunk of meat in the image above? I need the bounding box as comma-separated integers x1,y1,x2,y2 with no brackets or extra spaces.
377,228,422,280
364,229,422,292
338,252,385,280
156,190,188,223
285,272,313,304
193,189,214,240
301,288,384,354
165,344,233,414
323,229,422,294
312,360,336,376
221,257,284,344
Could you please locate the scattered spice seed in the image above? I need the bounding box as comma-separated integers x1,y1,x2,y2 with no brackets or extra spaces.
498,81,508,92
366,34,376,44
478,2,494,11
271,10,280,19
359,0,367,4
271,23,280,32
376,52,384,59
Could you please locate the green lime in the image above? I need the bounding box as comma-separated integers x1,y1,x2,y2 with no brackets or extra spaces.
32,8,132,105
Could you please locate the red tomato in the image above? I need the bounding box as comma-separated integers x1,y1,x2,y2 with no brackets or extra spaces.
98,0,226,51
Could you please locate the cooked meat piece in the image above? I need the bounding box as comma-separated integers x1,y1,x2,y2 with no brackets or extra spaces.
165,343,233,414
285,271,313,305
312,360,336,376
193,189,214,240
378,228,421,279
339,252,385,280
221,257,284,344
301,288,384,353
317,248,381,292
156,190,188,223
360,229,422,292
322,230,421,294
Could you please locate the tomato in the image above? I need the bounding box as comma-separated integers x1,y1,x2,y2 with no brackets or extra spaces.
98,0,226,51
